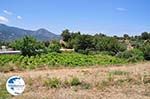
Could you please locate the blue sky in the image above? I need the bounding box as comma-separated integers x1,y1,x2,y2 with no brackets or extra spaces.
0,0,150,36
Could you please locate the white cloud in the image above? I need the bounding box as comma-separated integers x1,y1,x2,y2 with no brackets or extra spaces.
3,10,12,15
116,7,127,11
0,16,9,23
17,16,22,20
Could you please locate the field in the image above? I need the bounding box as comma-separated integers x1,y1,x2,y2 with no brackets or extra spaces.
0,53,127,72
0,61,150,99
0,53,149,99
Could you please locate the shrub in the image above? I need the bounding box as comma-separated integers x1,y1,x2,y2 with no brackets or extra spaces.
141,32,150,40
44,77,61,88
93,37,127,54
11,36,46,56
80,82,91,89
73,34,94,54
63,79,70,88
131,40,143,49
10,38,23,50
142,73,150,84
69,77,81,86
141,43,150,60
117,49,144,62
21,36,46,56
47,40,61,53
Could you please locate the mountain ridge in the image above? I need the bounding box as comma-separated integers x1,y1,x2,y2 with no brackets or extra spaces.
0,24,60,41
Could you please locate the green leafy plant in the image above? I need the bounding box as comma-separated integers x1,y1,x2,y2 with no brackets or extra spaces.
117,49,144,62
140,42,150,60
0,53,127,72
69,77,81,86
44,77,61,88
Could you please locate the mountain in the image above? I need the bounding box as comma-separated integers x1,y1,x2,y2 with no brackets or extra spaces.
0,24,60,41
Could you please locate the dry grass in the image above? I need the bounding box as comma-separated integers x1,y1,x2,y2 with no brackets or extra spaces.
0,62,150,99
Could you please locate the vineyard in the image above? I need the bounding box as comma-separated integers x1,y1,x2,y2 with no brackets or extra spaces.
0,52,127,72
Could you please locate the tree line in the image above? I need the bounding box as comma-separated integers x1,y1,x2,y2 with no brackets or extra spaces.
0,29,150,61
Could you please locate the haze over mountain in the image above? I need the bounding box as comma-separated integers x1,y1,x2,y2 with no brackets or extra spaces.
0,24,60,41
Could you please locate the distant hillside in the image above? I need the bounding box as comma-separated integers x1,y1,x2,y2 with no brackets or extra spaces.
0,24,60,41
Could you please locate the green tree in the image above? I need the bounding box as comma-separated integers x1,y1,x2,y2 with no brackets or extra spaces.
10,39,23,50
61,29,71,42
93,37,126,55
117,49,144,62
48,40,61,53
140,41,150,60
68,32,81,49
141,32,150,40
123,34,130,39
73,34,94,54
95,33,106,37
20,36,45,56
43,40,50,47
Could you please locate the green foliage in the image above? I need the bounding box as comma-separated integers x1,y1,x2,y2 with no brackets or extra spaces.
0,41,9,47
44,77,91,89
21,36,46,56
0,53,126,72
93,37,127,54
123,34,130,39
141,32,150,40
0,78,11,99
10,36,47,56
10,36,46,56
43,40,50,47
10,38,23,50
61,29,71,42
73,34,94,53
140,41,150,60
60,30,127,55
130,40,144,49
117,49,144,62
44,77,61,88
98,51,115,56
69,77,81,86
47,40,61,53
131,40,150,60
